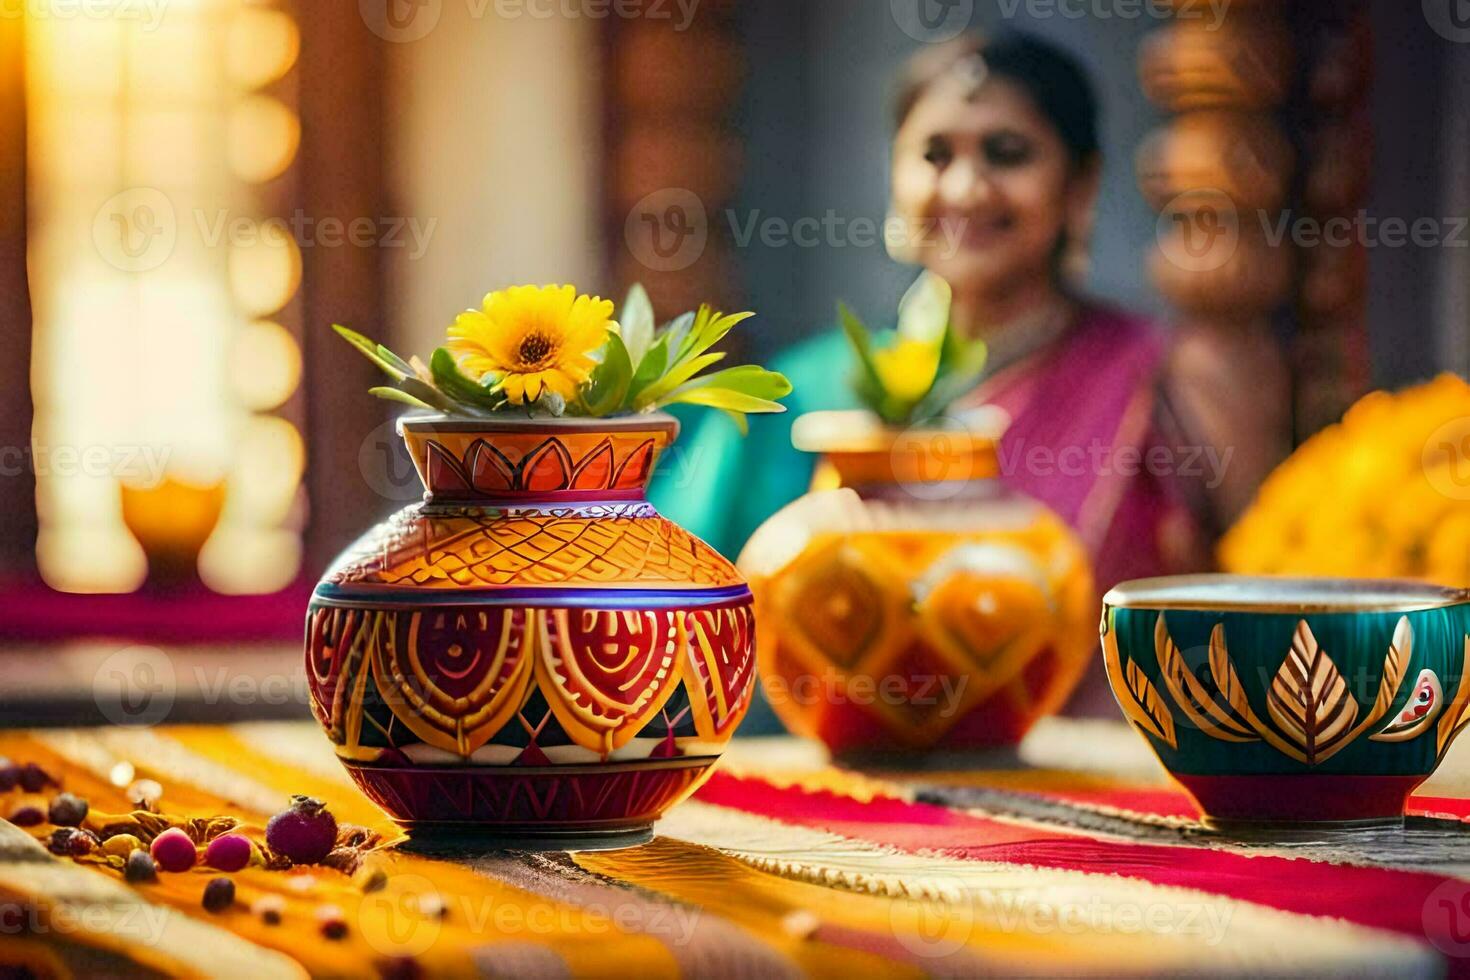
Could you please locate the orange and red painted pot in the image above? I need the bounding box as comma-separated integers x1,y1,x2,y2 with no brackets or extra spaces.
307,414,754,849
740,411,1097,758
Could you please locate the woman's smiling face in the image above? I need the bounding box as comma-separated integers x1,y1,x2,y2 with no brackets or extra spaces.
891,72,1094,296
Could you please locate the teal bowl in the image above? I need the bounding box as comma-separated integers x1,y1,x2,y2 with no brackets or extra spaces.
1102,576,1470,826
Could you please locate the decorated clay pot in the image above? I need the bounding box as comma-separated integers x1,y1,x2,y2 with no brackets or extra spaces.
739,412,1096,757
1103,576,1470,826
307,415,754,848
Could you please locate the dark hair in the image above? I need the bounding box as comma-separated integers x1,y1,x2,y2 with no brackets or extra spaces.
894,32,1101,168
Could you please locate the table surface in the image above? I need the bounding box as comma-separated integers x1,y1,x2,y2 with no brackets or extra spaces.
4,718,1470,978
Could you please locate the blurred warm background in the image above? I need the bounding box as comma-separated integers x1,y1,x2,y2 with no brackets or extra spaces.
1,1,1468,724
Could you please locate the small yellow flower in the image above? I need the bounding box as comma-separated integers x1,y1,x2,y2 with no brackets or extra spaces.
447,284,613,405
872,338,941,403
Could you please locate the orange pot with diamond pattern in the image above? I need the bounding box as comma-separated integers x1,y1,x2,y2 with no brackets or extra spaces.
739,411,1096,757
307,414,754,849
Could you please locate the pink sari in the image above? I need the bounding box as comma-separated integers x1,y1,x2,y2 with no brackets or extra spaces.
960,306,1206,711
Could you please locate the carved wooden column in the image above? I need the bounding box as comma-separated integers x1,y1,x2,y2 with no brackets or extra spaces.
602,0,743,318
1291,5,1374,437
1137,3,1296,518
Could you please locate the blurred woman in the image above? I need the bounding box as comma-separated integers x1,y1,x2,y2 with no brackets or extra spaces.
650,33,1285,707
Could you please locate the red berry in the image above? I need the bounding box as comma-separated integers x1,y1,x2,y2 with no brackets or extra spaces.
149,828,197,872
266,796,337,865
0,759,17,792
204,833,253,872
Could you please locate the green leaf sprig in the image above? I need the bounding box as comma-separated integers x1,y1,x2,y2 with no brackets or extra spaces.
838,273,988,427
335,283,791,432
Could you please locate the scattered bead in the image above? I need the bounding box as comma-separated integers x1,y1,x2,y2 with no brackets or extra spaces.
18,764,54,793
414,892,447,919
316,904,348,940
108,761,136,788
126,779,163,809
204,833,253,872
149,828,197,873
202,877,236,913
102,833,143,858
47,793,88,827
376,955,424,980
266,796,338,866
285,874,316,894
124,849,158,883
251,895,285,926
9,804,44,827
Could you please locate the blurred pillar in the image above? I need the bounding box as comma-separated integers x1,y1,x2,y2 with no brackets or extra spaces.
296,4,390,570
604,0,744,318
1291,4,1375,438
0,19,36,573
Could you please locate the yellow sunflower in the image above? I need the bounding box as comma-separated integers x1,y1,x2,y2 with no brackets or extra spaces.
446,284,614,405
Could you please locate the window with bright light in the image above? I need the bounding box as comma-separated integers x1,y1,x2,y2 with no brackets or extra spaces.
25,0,305,594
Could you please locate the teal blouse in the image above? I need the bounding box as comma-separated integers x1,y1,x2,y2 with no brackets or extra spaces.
648,329,858,560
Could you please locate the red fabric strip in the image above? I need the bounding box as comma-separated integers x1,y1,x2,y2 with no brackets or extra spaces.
695,772,1463,970
991,778,1470,826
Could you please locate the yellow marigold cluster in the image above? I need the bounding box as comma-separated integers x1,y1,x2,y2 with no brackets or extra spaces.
1220,374,1470,586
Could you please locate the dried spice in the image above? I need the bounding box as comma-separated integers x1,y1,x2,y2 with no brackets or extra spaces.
18,763,56,793
48,827,98,857
8,804,44,827
202,877,236,913
47,793,88,827
124,849,158,884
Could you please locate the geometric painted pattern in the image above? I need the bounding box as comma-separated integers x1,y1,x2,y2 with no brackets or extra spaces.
323,506,744,590
307,600,755,766
752,512,1096,753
